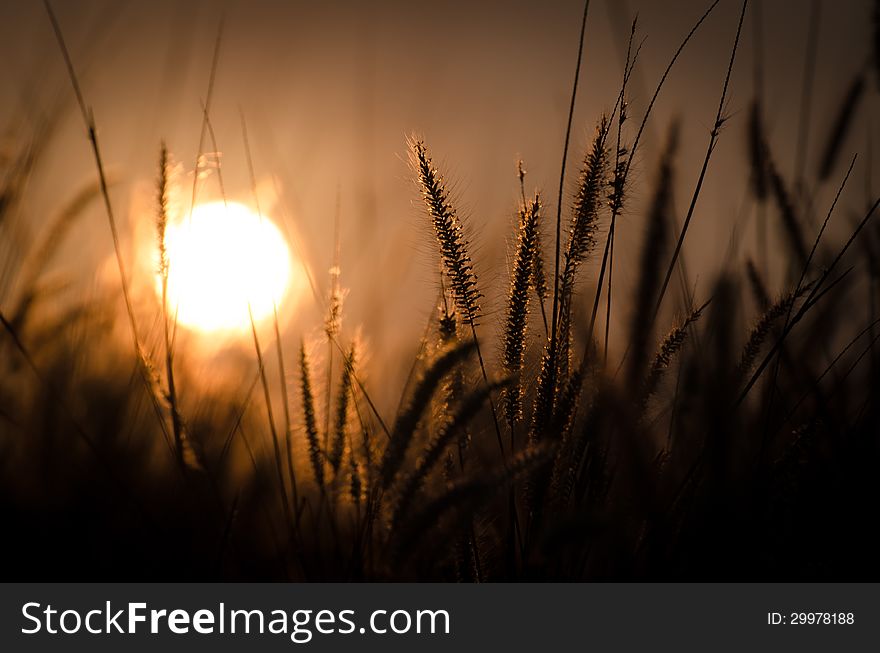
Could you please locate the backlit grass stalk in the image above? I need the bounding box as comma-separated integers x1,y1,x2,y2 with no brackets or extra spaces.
380,340,475,490
186,18,224,224
642,299,710,403
502,193,542,434
392,378,511,529
274,306,300,525
331,344,355,474
411,139,505,457
584,0,722,362
43,0,172,449
652,0,749,326
557,116,609,377
156,145,186,467
242,113,301,523
324,192,343,451
738,283,815,376
437,288,470,470
249,305,294,530
736,196,880,406
393,444,555,561
604,17,639,363
517,163,550,335
549,0,593,418
300,342,325,490
758,156,858,443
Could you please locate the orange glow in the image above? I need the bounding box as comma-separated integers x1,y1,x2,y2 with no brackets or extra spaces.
160,201,293,333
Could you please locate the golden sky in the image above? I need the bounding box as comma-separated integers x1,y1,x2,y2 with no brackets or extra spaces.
0,0,876,386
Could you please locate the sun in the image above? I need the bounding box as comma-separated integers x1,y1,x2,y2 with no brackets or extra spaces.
160,201,293,333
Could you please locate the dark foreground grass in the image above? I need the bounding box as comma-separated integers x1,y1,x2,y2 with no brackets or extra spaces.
1,0,880,581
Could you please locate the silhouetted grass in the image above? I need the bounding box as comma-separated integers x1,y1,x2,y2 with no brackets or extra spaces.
1,0,879,582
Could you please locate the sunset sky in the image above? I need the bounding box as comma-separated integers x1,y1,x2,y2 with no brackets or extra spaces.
1,0,875,389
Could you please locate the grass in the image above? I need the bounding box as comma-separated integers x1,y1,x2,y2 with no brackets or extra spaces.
1,0,880,581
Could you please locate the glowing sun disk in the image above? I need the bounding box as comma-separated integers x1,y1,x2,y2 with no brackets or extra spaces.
161,201,292,333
